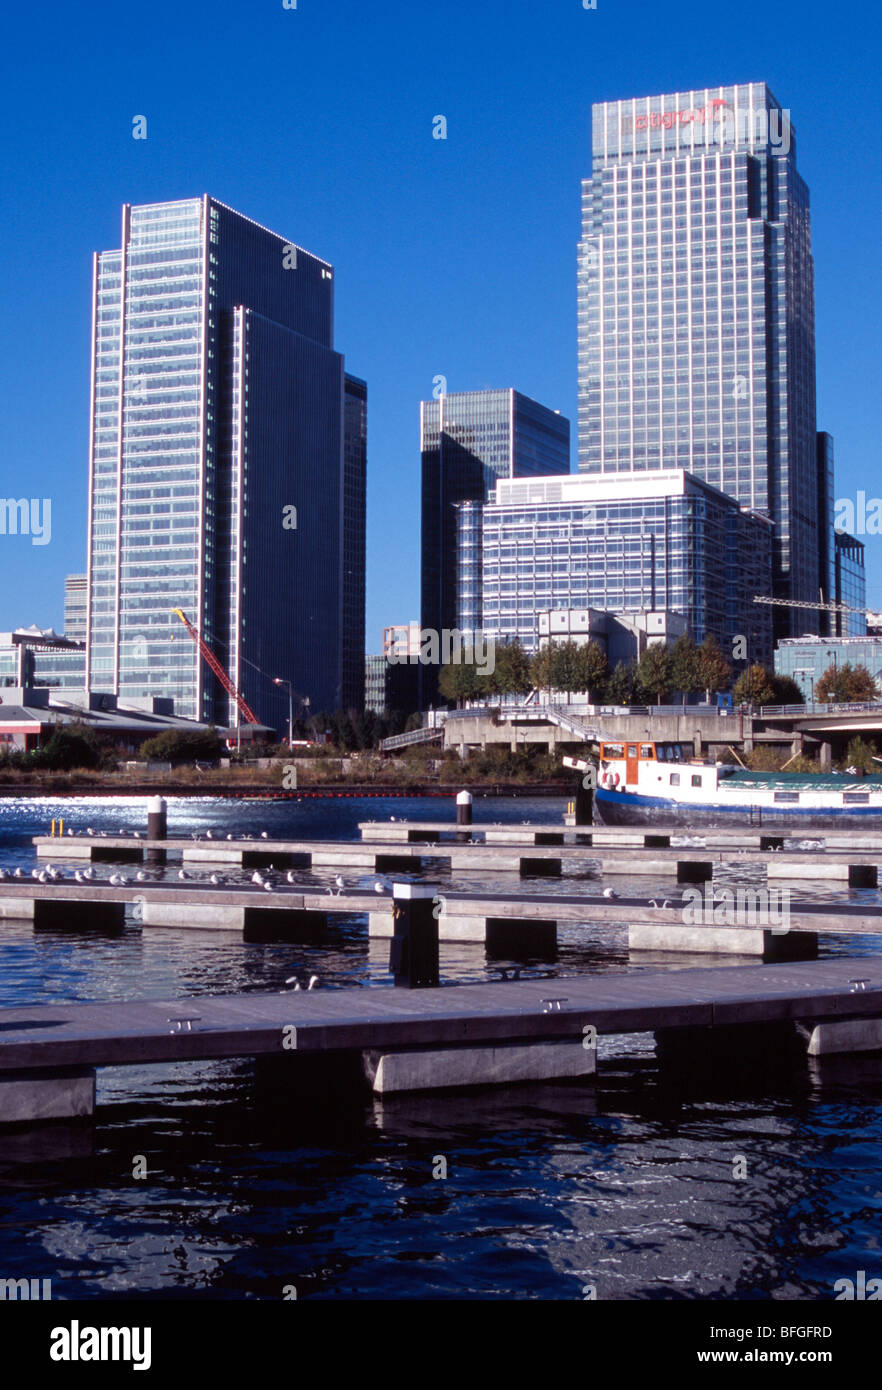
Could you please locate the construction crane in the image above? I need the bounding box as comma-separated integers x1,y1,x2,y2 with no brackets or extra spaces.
170,609,261,726
754,595,878,621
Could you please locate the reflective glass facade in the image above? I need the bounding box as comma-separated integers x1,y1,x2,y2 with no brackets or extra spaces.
456,470,773,665
578,84,818,638
343,375,367,712
421,389,570,640
64,575,87,642
87,198,363,727
834,530,867,637
776,635,880,698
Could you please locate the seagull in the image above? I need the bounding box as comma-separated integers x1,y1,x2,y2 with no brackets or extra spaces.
109,874,126,886
373,881,386,894
307,975,318,990
13,868,23,878
83,867,95,880
206,830,214,840
0,868,7,881
178,869,190,881
286,870,297,884
334,875,345,893
251,871,264,886
210,874,220,885
74,871,85,883
602,888,619,899
31,868,40,879
136,871,148,882
86,828,94,837
66,828,74,836
263,881,275,892
38,871,49,884
226,834,234,841
260,831,269,840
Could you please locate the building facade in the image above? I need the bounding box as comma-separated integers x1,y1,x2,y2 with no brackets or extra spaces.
456,469,773,665
86,196,364,731
420,389,570,643
834,530,867,637
578,84,819,637
775,635,881,701
342,374,367,712
63,575,88,642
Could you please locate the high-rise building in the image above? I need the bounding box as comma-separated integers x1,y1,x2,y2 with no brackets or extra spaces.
342,374,367,712
817,432,836,634
420,389,570,646
64,574,87,641
456,469,773,666
834,530,867,637
578,84,819,637
86,196,364,729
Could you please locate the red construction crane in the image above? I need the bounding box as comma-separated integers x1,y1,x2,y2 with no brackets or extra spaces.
171,609,261,726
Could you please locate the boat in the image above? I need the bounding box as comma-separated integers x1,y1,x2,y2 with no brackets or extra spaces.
588,739,882,828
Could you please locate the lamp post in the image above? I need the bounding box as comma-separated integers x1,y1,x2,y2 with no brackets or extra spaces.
273,678,293,748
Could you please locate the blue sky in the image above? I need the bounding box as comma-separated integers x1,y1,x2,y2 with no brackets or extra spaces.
1,0,880,648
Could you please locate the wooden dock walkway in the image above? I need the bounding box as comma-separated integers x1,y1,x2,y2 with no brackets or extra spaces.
2,957,882,1116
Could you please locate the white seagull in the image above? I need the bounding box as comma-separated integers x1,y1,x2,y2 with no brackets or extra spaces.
602,888,619,899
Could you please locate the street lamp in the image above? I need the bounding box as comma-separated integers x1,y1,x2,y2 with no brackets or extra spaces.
273,678,293,748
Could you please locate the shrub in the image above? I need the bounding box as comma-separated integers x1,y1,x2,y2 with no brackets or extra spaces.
139,728,223,763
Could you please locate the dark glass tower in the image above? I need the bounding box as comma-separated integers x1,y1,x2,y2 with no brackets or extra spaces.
420,389,570,643
342,373,367,712
578,84,819,638
86,197,365,729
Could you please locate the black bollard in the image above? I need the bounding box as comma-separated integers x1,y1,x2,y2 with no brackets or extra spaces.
456,789,473,843
389,883,440,988
146,796,167,865
574,778,594,825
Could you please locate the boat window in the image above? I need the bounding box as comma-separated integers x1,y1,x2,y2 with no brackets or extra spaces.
843,792,870,805
773,792,800,804
670,773,680,786
627,745,638,757
640,744,653,759
691,774,702,787
603,744,624,759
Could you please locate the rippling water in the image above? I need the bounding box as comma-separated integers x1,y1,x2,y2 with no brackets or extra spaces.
1,793,880,1300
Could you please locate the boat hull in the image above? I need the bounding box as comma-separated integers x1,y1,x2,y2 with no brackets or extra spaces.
594,788,882,830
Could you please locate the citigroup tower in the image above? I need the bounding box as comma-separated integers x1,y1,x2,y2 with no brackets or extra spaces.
578,84,819,638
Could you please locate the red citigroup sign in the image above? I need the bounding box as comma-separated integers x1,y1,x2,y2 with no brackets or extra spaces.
625,99,730,132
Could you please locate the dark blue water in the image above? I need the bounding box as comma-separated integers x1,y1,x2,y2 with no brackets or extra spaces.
1,794,881,1300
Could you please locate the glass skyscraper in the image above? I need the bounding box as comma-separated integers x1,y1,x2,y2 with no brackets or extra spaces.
420,389,570,641
86,197,364,729
578,84,819,637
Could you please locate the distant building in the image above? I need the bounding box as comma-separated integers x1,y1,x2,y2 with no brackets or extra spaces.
86,196,365,730
364,652,419,716
538,608,689,667
64,575,87,642
456,469,773,665
383,622,422,660
833,530,867,637
775,635,882,701
579,83,821,639
421,389,570,657
0,627,85,691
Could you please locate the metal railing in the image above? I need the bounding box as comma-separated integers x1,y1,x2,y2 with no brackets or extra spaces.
379,726,445,752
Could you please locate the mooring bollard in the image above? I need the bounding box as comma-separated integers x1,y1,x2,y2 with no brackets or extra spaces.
456,788,473,843
389,882,439,989
146,796,167,865
574,778,594,825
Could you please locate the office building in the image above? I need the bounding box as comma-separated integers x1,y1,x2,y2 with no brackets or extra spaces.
64,575,88,642
383,621,422,659
834,530,867,637
420,389,570,644
0,627,85,691
578,84,819,636
86,196,365,729
775,635,881,701
456,469,773,665
342,374,367,712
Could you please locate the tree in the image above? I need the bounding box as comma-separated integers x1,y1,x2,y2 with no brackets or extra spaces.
438,657,484,708
695,635,733,702
669,633,702,697
549,641,584,699
35,722,102,771
574,640,608,697
530,645,554,696
604,661,638,706
140,727,223,762
636,643,674,705
842,735,880,772
486,638,533,697
770,673,804,705
733,663,776,706
816,661,878,704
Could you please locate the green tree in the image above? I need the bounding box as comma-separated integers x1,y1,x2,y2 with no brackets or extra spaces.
530,645,554,696
35,722,102,771
842,735,880,772
486,638,533,697
438,657,484,708
695,635,733,702
604,661,638,706
549,640,584,699
770,673,804,705
574,640,608,696
816,661,878,703
733,663,776,706
669,633,701,697
140,727,223,762
636,643,674,704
